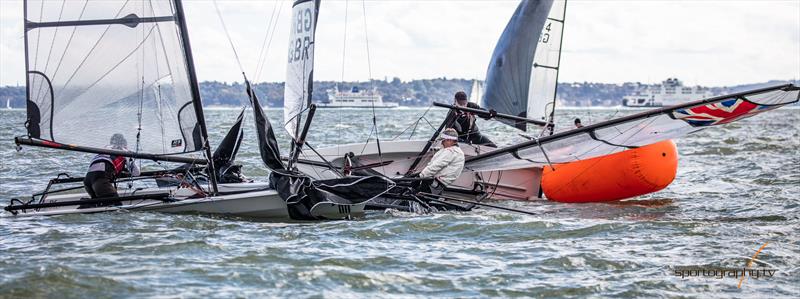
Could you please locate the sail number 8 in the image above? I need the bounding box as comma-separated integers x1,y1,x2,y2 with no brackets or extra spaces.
288,8,314,63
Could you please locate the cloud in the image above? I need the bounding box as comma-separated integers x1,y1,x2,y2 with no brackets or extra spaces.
1,0,798,87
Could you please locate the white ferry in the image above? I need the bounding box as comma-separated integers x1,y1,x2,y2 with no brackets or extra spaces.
622,78,710,107
319,86,399,108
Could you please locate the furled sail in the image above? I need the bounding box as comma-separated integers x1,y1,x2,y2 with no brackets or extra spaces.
465,85,800,171
527,0,566,126
283,0,320,139
481,0,554,131
23,0,204,155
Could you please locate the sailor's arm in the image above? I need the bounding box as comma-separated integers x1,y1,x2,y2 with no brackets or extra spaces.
468,102,497,120
420,150,451,178
127,159,141,177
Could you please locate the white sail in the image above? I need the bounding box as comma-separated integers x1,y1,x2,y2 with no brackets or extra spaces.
23,0,204,155
283,0,320,139
469,80,482,104
526,0,566,124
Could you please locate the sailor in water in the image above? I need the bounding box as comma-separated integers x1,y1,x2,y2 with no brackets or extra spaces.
419,128,465,185
83,133,140,201
448,91,497,147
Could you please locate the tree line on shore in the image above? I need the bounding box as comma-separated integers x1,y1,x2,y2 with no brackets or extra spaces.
1,78,795,108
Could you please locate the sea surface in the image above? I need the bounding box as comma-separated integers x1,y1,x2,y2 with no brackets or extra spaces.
1,107,799,298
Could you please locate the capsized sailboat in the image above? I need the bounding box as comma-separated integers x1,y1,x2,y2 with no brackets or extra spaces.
295,0,563,202
245,0,405,219
297,0,799,204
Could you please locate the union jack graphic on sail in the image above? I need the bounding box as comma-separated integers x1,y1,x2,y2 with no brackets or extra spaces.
671,98,777,127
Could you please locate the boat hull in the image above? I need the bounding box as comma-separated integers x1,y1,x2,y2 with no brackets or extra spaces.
5,183,365,220
296,140,541,201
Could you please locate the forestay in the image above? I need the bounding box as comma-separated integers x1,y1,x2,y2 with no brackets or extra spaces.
481,0,553,131
283,0,320,139
465,85,800,171
527,0,565,126
23,0,203,155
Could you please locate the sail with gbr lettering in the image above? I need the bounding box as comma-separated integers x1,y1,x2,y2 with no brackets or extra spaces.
283,0,320,140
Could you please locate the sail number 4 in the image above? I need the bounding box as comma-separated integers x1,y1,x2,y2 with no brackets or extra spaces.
539,22,552,44
288,8,314,63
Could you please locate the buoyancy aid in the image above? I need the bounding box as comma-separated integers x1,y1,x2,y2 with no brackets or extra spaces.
90,154,126,175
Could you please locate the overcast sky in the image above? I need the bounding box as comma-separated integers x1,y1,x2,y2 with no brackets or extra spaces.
1,0,798,86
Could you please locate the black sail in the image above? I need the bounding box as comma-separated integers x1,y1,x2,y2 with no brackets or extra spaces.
246,81,285,171
212,108,245,169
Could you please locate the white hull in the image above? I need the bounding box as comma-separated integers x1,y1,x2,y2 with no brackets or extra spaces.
296,140,543,201
6,182,365,220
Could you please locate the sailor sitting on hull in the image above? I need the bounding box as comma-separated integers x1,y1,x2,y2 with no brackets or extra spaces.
448,91,497,147
419,128,465,185
83,133,140,203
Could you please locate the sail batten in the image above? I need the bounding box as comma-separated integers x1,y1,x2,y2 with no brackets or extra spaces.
23,0,205,158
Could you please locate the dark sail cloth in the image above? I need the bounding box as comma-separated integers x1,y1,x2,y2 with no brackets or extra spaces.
447,102,497,147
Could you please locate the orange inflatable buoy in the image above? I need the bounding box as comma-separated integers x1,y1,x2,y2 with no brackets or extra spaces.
541,140,678,203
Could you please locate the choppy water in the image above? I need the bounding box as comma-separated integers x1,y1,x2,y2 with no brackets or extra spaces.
1,107,799,298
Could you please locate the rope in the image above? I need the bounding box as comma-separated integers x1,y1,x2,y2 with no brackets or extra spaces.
212,0,245,74
255,0,285,82
337,0,349,155
253,0,279,80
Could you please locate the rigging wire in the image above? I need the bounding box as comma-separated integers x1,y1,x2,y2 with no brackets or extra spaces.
212,0,245,74
359,0,386,174
253,0,279,78
33,0,66,103
338,0,349,156
254,0,284,82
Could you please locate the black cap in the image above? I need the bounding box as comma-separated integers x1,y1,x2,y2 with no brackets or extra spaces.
455,91,468,102
574,118,582,124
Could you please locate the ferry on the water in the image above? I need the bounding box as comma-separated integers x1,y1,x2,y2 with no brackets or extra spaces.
622,78,710,107
319,86,399,108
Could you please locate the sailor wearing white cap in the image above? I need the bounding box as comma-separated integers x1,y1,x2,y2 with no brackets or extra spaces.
420,128,465,184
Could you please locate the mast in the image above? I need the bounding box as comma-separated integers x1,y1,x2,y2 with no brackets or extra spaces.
546,0,567,135
22,0,30,119
174,0,218,194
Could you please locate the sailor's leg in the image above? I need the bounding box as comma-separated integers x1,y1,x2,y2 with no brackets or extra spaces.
83,172,98,199
91,170,120,207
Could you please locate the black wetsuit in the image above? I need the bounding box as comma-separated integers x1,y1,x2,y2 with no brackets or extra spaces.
83,155,134,201
83,162,120,199
447,102,497,147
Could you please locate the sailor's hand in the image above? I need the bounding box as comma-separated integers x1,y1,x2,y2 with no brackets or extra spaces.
489,109,497,118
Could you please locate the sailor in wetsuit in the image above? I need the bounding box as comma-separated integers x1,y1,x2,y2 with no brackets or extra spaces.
448,91,497,147
83,133,140,200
